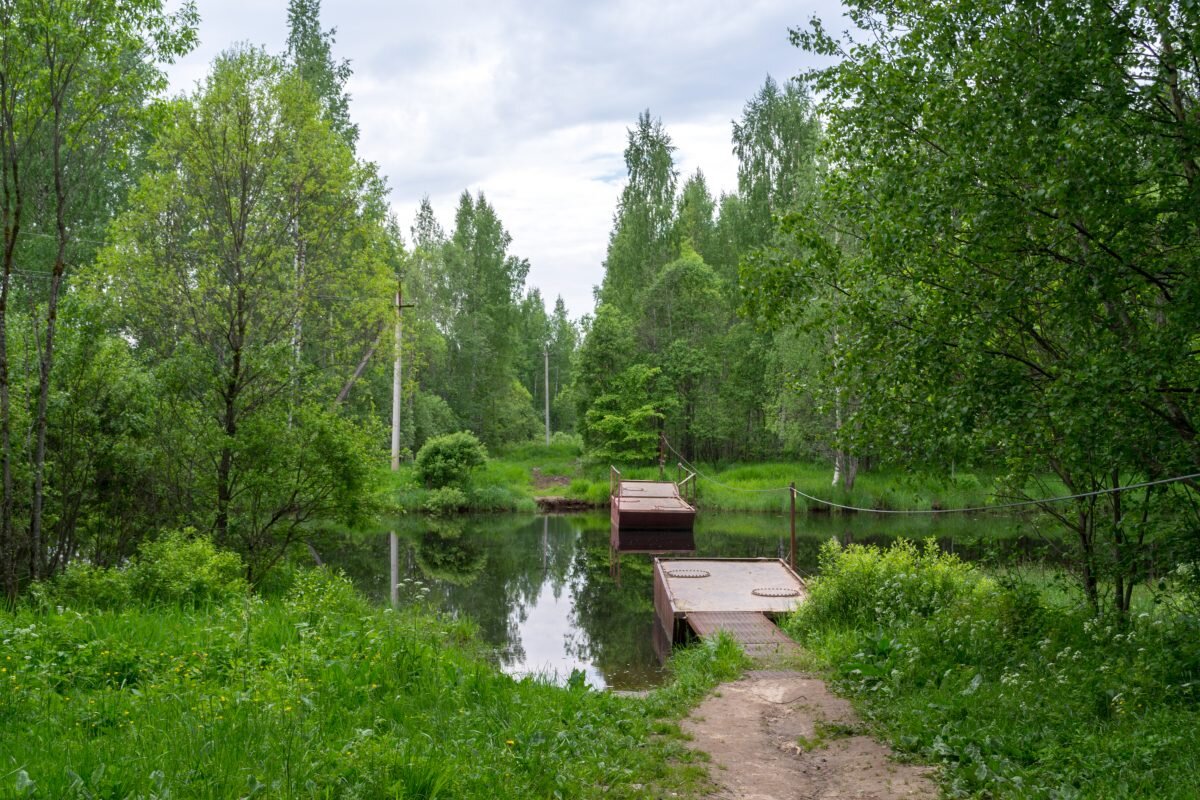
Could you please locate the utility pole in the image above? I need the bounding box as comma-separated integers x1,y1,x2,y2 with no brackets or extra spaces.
391,278,416,471
390,277,415,610
544,344,551,445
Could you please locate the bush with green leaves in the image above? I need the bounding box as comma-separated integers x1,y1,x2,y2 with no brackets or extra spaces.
47,561,134,610
787,540,1200,797
414,431,488,488
789,538,988,633
129,530,247,606
44,531,247,610
423,486,468,514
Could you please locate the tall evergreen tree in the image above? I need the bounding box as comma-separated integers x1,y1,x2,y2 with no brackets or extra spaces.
673,170,718,265
547,296,578,432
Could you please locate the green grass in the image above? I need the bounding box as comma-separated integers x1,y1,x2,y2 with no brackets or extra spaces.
786,540,1200,798
388,437,1063,517
0,563,748,799
794,720,864,752
542,458,1055,515
385,462,538,514
687,462,1062,514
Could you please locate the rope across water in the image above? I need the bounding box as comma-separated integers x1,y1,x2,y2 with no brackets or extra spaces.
661,436,1200,515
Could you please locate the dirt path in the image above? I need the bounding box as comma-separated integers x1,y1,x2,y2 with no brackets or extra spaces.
682,670,938,799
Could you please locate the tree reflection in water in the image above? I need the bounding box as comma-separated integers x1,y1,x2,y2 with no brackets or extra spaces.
322,510,1036,690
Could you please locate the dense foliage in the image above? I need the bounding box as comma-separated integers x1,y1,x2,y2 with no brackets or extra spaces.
738,0,1200,612
577,86,829,466
399,193,576,453
414,432,488,489
0,0,577,592
789,540,1200,798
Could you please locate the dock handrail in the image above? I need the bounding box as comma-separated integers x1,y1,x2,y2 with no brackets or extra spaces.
610,465,622,498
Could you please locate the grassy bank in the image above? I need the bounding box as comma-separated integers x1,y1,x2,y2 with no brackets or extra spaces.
388,439,1045,515
785,540,1200,798
0,538,748,799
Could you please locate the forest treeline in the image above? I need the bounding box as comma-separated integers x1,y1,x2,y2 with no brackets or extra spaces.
2,0,1198,615
0,0,580,592
0,0,841,596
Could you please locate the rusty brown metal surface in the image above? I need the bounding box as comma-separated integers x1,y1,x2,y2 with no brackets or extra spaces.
685,611,795,645
612,480,697,532
653,560,676,642
613,528,696,553
657,558,807,614
617,480,681,498
653,557,808,660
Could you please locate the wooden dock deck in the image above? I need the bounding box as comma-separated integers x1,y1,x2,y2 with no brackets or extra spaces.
653,558,806,659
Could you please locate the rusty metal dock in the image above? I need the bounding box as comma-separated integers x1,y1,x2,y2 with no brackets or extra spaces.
610,468,697,532
653,558,806,659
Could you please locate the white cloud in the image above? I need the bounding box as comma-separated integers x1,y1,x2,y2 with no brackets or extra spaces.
165,0,846,317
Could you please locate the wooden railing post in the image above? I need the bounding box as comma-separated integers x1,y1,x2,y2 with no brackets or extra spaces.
789,482,797,571
658,432,666,481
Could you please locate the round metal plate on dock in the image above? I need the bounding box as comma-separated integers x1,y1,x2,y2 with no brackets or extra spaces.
667,568,711,578
751,587,801,597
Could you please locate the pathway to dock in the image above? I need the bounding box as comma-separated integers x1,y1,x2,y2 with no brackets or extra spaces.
655,559,939,797
683,670,939,799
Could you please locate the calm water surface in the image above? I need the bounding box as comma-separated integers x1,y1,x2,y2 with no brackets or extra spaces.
322,511,1048,691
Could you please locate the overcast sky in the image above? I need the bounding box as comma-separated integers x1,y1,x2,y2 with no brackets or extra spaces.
165,0,847,318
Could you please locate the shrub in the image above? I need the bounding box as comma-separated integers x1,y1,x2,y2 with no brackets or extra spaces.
129,529,248,606
284,565,365,622
414,431,488,488
48,561,133,610
423,486,468,514
549,431,583,451
467,484,528,512
788,538,988,635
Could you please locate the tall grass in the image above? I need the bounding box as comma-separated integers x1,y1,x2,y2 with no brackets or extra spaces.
787,540,1200,798
1,561,746,799
388,437,1060,517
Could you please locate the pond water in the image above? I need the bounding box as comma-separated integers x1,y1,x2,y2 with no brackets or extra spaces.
319,511,1054,691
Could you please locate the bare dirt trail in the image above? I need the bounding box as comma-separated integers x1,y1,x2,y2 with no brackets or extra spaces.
682,670,938,800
